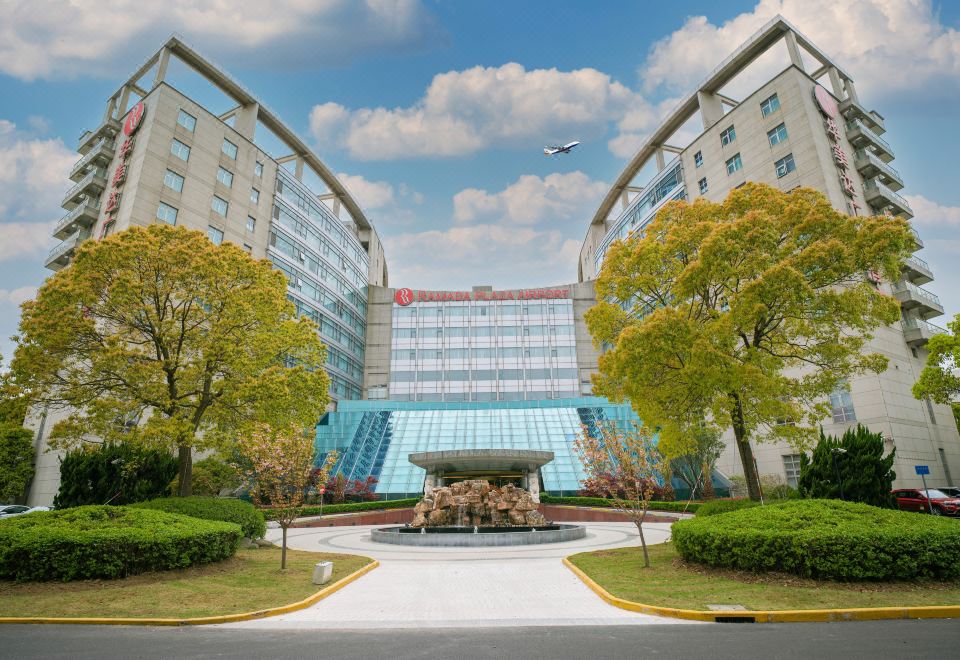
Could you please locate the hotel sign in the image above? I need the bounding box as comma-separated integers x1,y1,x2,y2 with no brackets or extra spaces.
394,287,570,306
813,85,860,212
100,101,145,237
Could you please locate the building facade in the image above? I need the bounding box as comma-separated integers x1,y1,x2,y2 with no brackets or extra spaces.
578,16,960,491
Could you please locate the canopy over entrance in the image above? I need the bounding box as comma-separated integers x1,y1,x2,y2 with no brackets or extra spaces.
408,449,555,501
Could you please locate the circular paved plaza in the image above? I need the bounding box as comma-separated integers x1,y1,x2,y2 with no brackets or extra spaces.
221,521,698,629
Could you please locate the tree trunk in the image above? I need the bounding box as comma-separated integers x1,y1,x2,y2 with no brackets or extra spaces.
730,394,762,501
701,461,716,500
281,525,288,570
177,444,193,497
635,510,650,568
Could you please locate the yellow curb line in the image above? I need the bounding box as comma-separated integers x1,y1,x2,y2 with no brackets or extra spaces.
0,559,379,626
562,557,960,623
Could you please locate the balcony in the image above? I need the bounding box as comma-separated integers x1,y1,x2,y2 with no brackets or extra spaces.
901,253,934,285
909,227,924,250
44,229,91,271
891,281,944,319
901,317,946,348
864,179,913,219
854,149,904,191
69,138,115,182
61,168,107,210
846,119,894,162
77,118,120,154
53,200,100,240
839,98,885,134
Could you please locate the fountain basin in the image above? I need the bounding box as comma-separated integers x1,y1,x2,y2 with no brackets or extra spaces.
370,524,586,547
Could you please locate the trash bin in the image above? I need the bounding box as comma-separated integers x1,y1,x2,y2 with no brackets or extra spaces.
312,561,333,585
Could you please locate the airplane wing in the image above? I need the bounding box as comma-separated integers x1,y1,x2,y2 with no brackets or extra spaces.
562,141,580,151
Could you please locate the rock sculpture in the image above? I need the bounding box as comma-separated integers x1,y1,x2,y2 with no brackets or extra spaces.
411,479,549,528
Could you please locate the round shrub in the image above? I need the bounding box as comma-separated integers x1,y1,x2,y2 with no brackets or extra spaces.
0,506,241,582
132,496,266,539
673,499,960,581
695,498,762,517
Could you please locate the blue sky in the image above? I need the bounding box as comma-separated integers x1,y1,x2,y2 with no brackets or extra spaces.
1,0,959,362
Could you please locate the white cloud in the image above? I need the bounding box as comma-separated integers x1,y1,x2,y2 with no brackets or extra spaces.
0,286,38,306
309,63,640,159
453,171,608,227
337,172,396,210
0,119,75,262
0,0,442,81
640,0,960,98
906,195,960,227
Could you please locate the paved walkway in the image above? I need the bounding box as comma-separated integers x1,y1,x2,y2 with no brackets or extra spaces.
223,521,699,629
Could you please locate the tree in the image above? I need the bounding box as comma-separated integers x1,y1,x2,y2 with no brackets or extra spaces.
184,455,241,497
11,224,330,496
0,355,27,427
585,183,911,500
669,422,724,501
0,424,34,503
574,422,666,567
798,425,895,507
53,441,179,508
237,424,337,569
913,313,959,409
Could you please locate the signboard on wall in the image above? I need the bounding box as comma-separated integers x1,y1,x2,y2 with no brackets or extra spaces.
393,288,571,306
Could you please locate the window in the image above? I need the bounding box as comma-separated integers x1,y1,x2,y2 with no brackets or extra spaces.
217,167,234,188
207,226,224,245
767,123,788,146
760,93,780,117
170,138,190,161
829,386,856,423
698,177,708,194
783,454,802,488
211,195,229,216
720,125,736,146
694,151,703,167
725,153,743,175
221,138,238,159
775,153,796,178
156,202,178,225
246,216,256,232
177,110,197,132
250,188,260,204
163,169,184,192
254,161,263,178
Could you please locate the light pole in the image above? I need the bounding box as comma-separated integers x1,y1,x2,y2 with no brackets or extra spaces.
831,447,847,500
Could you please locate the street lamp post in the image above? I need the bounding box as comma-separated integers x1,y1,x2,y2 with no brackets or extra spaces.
831,447,847,500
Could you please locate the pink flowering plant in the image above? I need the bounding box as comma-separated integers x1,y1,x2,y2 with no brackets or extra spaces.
236,423,338,569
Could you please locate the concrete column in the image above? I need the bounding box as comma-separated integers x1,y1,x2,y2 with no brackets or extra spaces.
117,86,132,117
827,67,844,99
844,78,860,104
620,190,630,211
103,96,118,123
153,47,170,88
696,90,724,130
295,156,304,181
234,102,259,141
784,30,804,70
332,197,342,218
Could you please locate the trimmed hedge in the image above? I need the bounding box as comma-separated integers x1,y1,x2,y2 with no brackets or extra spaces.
132,497,266,539
694,499,762,517
672,499,960,581
539,494,701,513
266,498,420,520
0,505,241,582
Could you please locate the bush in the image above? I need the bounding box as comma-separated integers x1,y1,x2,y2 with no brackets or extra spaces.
0,423,34,502
538,494,701,513
184,456,241,497
54,442,178,508
132,496,265,539
0,505,240,581
672,499,960,581
265,497,420,520
799,425,896,507
695,498,762,516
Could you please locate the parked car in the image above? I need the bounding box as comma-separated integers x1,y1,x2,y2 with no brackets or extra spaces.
0,505,32,519
892,488,960,516
938,486,960,498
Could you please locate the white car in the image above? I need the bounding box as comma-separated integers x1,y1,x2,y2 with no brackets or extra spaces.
0,505,51,519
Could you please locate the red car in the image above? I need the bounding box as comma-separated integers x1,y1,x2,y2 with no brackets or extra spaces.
892,489,960,517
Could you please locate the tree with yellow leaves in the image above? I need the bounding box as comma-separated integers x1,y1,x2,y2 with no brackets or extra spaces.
11,224,330,496
586,183,911,500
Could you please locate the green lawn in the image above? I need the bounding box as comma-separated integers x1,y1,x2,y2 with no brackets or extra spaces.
0,548,372,619
568,543,960,611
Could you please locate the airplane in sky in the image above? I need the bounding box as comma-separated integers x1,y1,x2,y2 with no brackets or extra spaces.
543,141,580,156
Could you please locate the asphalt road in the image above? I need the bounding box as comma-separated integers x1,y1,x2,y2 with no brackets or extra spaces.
2,621,958,659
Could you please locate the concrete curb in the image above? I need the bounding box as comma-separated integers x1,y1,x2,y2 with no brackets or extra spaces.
0,559,379,626
562,557,960,623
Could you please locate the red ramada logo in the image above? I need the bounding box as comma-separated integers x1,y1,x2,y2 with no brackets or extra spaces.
394,288,414,306
123,101,146,136
813,85,839,119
